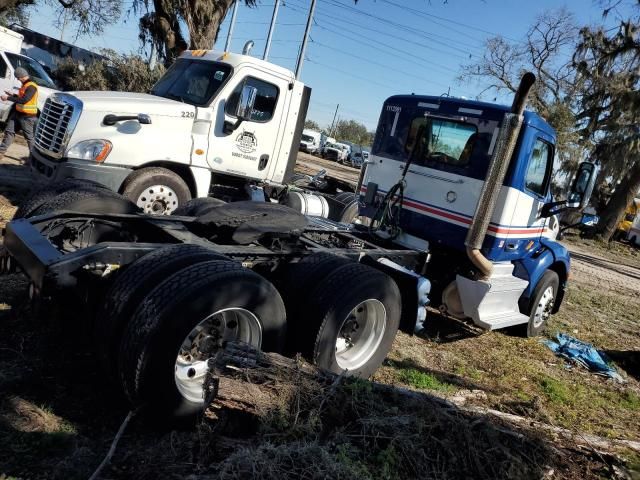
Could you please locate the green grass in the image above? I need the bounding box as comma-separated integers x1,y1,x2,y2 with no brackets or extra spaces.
539,377,570,404
397,368,456,393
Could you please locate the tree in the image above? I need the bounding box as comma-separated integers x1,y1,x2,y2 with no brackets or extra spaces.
0,0,32,26
0,0,121,37
332,119,372,145
136,0,257,65
460,9,588,183
574,6,640,241
53,50,165,92
304,119,321,131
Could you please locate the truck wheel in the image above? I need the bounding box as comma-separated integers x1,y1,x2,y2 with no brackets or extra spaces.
338,200,359,223
13,179,110,219
94,244,230,382
517,270,559,338
334,192,355,204
172,197,226,216
30,187,139,217
304,263,401,377
121,167,191,215
118,260,286,417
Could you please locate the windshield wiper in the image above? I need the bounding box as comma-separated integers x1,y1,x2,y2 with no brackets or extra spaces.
165,92,186,103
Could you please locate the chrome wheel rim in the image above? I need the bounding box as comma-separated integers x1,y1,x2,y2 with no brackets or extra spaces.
174,308,262,404
136,184,179,215
533,286,555,328
335,299,386,371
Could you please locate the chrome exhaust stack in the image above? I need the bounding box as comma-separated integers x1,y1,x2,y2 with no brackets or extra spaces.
464,72,536,279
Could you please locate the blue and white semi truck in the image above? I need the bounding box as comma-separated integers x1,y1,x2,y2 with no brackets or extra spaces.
0,73,596,417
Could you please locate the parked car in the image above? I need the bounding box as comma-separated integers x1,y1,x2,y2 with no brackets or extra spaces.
339,142,366,168
323,142,349,162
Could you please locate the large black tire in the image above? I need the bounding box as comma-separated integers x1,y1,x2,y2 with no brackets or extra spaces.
303,263,402,378
14,179,110,219
121,167,191,215
172,197,226,216
517,270,559,338
29,187,140,217
334,192,356,204
338,200,359,223
93,244,230,382
118,260,286,417
283,252,353,343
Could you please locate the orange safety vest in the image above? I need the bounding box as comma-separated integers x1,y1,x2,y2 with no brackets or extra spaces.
15,80,38,115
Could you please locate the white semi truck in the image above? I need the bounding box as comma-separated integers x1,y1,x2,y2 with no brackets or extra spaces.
29,49,312,214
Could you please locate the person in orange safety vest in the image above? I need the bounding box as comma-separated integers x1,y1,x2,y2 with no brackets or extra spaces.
0,66,38,161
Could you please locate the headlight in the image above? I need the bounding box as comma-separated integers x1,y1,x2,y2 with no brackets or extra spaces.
67,139,112,163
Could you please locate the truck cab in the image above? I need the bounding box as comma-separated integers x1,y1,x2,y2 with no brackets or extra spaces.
29,50,310,214
359,91,596,332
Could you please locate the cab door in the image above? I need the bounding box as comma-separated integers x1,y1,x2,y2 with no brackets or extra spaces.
504,134,555,257
208,68,289,181
0,53,15,122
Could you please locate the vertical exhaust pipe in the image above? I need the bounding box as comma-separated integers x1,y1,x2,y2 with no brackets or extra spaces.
465,72,536,278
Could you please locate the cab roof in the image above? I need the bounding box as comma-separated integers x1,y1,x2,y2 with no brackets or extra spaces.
180,49,296,81
384,94,556,140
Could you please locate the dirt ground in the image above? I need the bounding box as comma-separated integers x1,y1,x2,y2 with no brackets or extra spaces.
1,146,639,479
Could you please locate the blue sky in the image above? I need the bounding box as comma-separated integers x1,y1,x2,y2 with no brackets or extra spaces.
26,0,632,130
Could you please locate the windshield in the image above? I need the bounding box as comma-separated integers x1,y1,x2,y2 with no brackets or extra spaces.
6,53,57,89
302,134,315,142
374,100,500,178
151,59,231,107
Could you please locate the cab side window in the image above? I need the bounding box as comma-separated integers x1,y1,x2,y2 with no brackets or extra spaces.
525,139,553,196
0,57,7,78
226,77,279,122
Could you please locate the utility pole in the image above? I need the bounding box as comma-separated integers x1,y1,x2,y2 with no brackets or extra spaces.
294,0,316,79
224,0,240,52
329,103,339,137
263,0,281,60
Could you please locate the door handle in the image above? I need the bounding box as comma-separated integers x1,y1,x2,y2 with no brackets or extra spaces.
259,154,269,171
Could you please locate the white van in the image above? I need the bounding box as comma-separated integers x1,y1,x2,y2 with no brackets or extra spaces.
0,26,59,122
299,129,322,154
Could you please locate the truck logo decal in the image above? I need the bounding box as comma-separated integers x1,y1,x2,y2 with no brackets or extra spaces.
235,130,258,154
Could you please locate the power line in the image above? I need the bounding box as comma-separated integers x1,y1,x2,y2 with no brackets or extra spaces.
318,0,478,54
317,0,481,59
310,39,454,90
307,58,399,91
378,0,524,44
308,17,460,76
289,0,458,74
288,0,480,60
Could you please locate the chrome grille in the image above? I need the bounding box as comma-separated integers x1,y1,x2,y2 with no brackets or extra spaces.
34,94,82,159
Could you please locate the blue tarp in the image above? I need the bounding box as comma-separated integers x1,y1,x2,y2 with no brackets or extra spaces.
544,333,625,382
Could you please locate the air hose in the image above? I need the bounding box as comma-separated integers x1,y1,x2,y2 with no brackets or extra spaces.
370,125,425,239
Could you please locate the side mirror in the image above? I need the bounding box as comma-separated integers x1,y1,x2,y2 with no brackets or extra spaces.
540,162,598,218
568,161,598,209
235,84,258,121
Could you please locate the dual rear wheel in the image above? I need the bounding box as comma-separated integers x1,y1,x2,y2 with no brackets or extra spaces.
99,250,401,417
13,183,402,418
